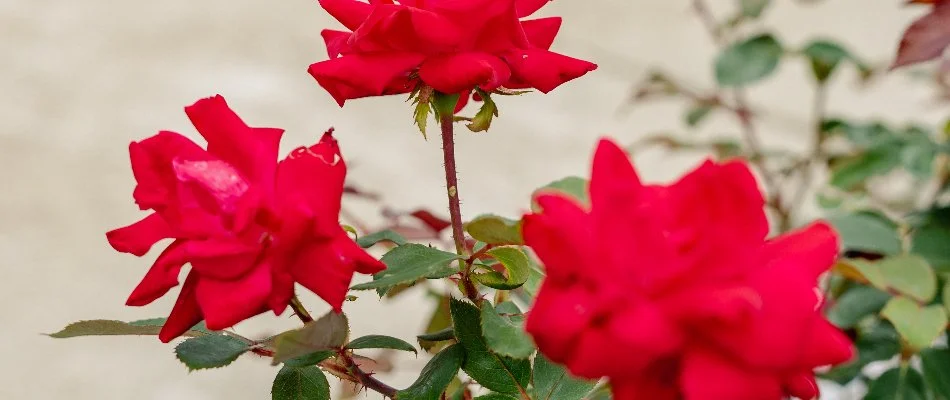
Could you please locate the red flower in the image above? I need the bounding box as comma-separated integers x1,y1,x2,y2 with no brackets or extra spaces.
106,96,384,342
309,0,598,105
523,138,854,400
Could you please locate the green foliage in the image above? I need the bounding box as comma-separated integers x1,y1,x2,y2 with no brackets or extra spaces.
826,285,891,328
397,344,465,400
828,213,902,256
738,0,771,19
823,322,900,384
800,39,869,83
465,214,524,245
283,351,335,368
480,302,534,359
531,354,597,400
351,244,461,295
920,348,950,399
174,334,249,371
473,247,531,290
881,296,948,351
467,90,498,132
450,299,530,394
272,365,331,400
714,34,783,87
48,319,209,339
346,335,417,355
864,366,928,400
843,256,937,303
271,312,349,365
684,104,713,127
357,229,408,248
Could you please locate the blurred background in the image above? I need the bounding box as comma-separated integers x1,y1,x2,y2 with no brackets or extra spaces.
2,0,946,398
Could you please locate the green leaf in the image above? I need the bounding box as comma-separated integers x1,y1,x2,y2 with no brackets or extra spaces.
801,40,859,83
684,104,713,127
351,244,460,295
357,229,408,248
738,0,771,18
48,319,209,339
480,302,534,359
419,296,454,353
474,247,531,290
466,90,498,132
397,344,465,400
912,223,950,273
827,213,902,256
845,256,937,303
283,351,335,368
827,285,892,328
127,318,213,334
864,365,928,400
522,259,544,300
272,365,331,400
174,334,249,371
944,279,950,313
465,215,523,246
531,354,597,400
714,34,783,87
414,96,432,138
474,395,517,400
822,322,900,384
880,296,948,351
272,312,349,365
417,327,455,343
532,177,590,211
346,335,417,354
450,299,530,394
920,348,950,399
829,144,903,189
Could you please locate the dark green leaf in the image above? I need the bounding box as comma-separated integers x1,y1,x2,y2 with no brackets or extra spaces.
473,395,517,400
822,322,900,384
827,285,892,328
346,335,417,354
715,34,783,87
827,213,902,256
450,299,530,394
920,348,950,399
801,40,860,82
881,296,948,351
420,296,454,353
283,351,335,368
465,215,523,245
48,319,208,339
466,91,498,132
357,229,408,248
912,223,950,273
830,144,903,189
532,177,590,211
531,354,597,400
351,244,460,295
474,247,531,290
417,327,454,343
272,312,349,365
175,334,249,371
480,302,534,359
684,105,713,127
397,344,465,400
272,365,331,400
738,0,771,18
864,366,927,400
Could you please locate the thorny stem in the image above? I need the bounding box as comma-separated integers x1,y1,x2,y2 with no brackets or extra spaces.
288,294,397,398
440,114,481,302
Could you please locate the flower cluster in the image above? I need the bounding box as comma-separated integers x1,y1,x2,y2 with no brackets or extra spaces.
107,96,384,342
308,0,598,106
523,139,854,400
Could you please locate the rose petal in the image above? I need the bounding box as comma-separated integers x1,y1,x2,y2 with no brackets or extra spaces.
158,271,204,343
195,261,271,330
521,17,561,50
129,131,208,210
524,281,596,363
308,52,425,106
276,131,347,238
419,52,511,93
783,373,820,400
516,0,550,17
351,5,461,54
522,193,593,282
762,221,839,281
290,240,358,312
126,240,189,306
318,0,372,31
502,48,597,93
680,348,783,400
107,213,174,256
322,29,353,58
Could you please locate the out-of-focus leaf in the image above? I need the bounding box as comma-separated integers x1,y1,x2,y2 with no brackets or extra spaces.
892,3,950,69
911,220,950,273
828,213,902,256
842,256,937,303
396,344,465,400
739,0,771,18
715,34,784,87
864,366,928,400
880,296,948,351
272,312,349,365
829,144,902,189
822,322,900,384
351,244,461,295
684,104,714,127
827,285,892,328
921,347,950,399
531,354,597,400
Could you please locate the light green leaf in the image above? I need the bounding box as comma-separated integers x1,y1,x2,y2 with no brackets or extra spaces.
829,144,903,189
465,215,523,246
826,285,891,328
450,299,530,394
272,312,349,365
846,256,937,303
466,90,498,132
283,351,335,368
351,244,460,295
532,177,590,211
414,96,432,138
474,247,531,290
396,344,465,400
801,40,861,83
357,229,407,248
864,366,928,400
473,395,517,400
531,354,597,400
684,105,713,127
346,335,417,355
480,302,534,359
272,365,331,400
880,296,948,351
175,334,249,371
944,279,950,313
715,34,783,87
827,213,902,255
48,319,208,339
920,348,950,399
738,0,771,18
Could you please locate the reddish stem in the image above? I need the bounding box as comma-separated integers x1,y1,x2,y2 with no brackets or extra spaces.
440,115,481,302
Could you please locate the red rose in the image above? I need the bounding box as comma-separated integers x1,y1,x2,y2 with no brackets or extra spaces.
309,0,598,105
523,139,854,400
106,96,383,342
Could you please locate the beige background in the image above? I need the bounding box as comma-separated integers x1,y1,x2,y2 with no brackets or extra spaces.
1,0,945,398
